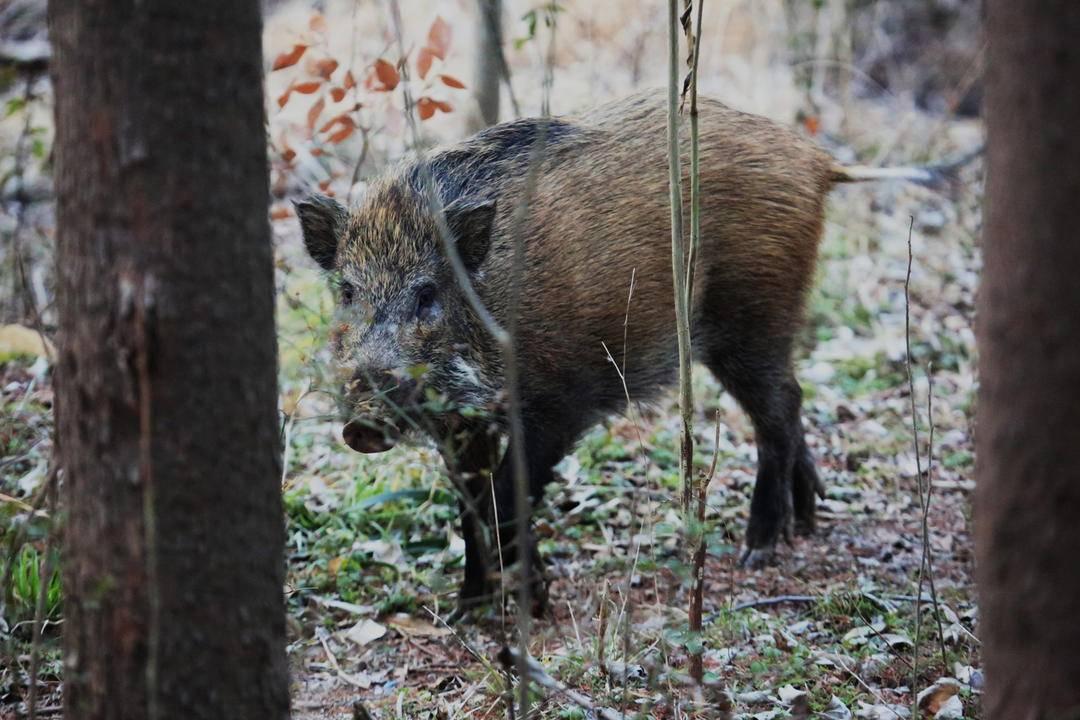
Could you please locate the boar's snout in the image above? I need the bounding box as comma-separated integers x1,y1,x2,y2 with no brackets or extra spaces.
342,418,400,454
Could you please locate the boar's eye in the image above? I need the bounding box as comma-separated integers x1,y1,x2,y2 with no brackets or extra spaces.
339,281,356,306
414,283,439,322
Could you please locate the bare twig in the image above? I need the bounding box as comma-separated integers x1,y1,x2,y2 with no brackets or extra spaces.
688,409,719,682
903,217,948,706
666,0,694,513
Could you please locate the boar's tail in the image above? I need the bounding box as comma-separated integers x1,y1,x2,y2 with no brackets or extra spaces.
829,143,984,192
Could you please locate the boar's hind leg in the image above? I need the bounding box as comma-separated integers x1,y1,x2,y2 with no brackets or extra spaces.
793,436,823,536
703,343,809,567
441,429,499,620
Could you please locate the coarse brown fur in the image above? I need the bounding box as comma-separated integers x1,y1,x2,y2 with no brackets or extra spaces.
299,91,855,615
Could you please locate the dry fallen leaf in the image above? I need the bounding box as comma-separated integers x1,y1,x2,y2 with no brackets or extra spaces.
0,324,55,360
386,613,450,638
917,678,961,715
344,619,386,647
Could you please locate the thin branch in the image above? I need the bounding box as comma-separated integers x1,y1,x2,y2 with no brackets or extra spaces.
904,216,948,706
667,0,694,512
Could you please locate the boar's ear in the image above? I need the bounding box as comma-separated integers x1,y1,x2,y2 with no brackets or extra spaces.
295,194,347,271
444,198,496,273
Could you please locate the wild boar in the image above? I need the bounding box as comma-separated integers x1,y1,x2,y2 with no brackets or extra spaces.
297,91,953,616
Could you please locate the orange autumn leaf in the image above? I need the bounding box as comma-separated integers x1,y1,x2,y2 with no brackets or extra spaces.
272,44,307,71
417,97,452,120
281,148,296,163
277,87,293,108
439,73,465,89
319,113,355,134
417,97,436,120
270,205,292,220
373,58,399,90
314,58,338,79
343,70,356,89
417,46,435,80
293,81,322,94
427,16,452,59
307,96,325,130
330,87,346,102
327,124,355,144
803,115,821,135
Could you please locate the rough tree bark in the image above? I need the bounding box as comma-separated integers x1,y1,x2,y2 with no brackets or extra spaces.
977,2,1080,718
49,2,289,718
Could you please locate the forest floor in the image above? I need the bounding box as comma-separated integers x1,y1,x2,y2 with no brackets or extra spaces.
274,160,984,719
0,1,985,718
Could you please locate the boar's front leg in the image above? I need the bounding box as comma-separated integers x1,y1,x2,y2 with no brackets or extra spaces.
490,410,583,617
440,428,499,622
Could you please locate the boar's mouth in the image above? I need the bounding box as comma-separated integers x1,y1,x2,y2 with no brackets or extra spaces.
342,418,400,454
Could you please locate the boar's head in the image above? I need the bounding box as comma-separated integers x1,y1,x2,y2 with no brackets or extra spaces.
296,182,498,453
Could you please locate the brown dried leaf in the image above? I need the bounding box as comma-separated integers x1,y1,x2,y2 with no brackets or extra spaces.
416,96,436,120
293,81,321,94
417,46,435,80
327,124,355,144
318,113,355,134
314,58,338,80
343,70,356,89
427,16,452,60
373,58,399,90
330,87,346,103
439,73,466,89
272,44,307,71
307,97,325,131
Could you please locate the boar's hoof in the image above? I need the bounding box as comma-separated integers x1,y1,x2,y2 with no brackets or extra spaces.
739,546,778,570
342,419,399,453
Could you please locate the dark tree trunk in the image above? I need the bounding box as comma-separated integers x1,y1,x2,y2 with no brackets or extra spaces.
977,2,1080,718
49,2,288,718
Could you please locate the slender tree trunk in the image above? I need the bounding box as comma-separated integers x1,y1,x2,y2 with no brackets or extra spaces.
49,2,289,718
977,2,1080,718
473,0,504,128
